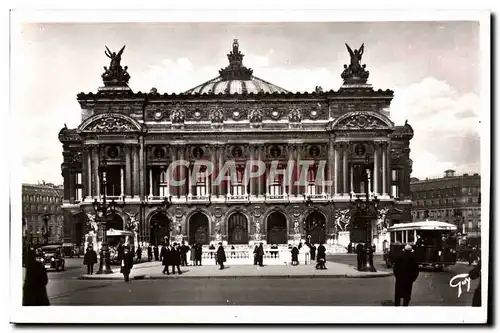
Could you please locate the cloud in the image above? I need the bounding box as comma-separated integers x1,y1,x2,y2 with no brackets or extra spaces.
391,77,481,179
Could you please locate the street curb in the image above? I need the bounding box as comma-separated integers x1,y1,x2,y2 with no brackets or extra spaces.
79,272,392,280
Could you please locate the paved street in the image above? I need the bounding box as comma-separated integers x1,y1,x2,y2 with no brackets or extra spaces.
44,255,478,306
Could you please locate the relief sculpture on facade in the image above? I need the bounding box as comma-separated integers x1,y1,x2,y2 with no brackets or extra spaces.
86,117,137,132
334,209,351,232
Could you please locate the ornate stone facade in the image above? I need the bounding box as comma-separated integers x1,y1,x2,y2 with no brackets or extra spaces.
59,41,413,250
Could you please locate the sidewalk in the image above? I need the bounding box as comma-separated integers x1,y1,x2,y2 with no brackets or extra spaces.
80,261,392,280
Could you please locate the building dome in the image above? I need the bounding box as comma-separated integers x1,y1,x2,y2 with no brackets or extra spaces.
183,39,289,95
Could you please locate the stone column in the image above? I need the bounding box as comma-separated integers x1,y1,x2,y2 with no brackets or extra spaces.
342,143,349,195
68,169,74,201
168,146,175,197
249,144,255,197
287,144,293,196
139,137,146,199
334,143,340,195
179,146,186,197
211,145,217,197
373,142,379,195
350,164,354,195
218,145,224,197
125,145,132,197
133,145,140,197
295,145,301,197
328,139,335,197
92,145,100,197
382,142,387,195
258,145,264,197
120,167,124,197
149,168,153,197
82,146,91,199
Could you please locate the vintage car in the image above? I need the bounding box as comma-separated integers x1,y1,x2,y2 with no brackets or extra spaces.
38,244,66,271
62,243,80,258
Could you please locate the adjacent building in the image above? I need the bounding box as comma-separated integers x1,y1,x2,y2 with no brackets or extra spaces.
410,170,481,240
22,182,64,246
59,40,414,252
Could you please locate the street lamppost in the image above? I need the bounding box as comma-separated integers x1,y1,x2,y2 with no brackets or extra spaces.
349,163,379,272
42,210,51,245
93,157,121,275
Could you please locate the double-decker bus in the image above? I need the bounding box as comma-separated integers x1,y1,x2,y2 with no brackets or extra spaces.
383,220,458,270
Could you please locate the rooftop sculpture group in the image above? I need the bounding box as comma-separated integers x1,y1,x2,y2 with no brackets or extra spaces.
101,45,130,86
341,43,370,84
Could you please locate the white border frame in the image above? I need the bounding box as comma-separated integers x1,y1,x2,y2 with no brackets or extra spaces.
8,7,490,324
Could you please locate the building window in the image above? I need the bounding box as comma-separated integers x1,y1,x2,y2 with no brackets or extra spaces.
231,166,245,196
391,169,399,198
159,171,169,197
306,166,317,195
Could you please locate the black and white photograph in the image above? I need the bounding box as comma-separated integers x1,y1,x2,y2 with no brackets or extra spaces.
8,7,490,324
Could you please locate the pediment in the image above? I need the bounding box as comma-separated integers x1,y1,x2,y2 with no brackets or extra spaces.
330,111,393,131
79,113,142,133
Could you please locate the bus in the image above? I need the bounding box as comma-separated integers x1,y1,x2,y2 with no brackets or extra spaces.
383,220,458,270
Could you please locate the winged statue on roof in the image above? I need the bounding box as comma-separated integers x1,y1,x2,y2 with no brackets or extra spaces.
345,43,364,70
105,45,126,71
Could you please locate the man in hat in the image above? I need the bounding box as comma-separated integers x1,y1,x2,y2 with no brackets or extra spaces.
393,244,419,306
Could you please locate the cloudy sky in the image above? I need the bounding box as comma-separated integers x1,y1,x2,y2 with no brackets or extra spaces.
12,20,482,185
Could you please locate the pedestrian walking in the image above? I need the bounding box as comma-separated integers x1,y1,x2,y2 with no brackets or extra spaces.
310,243,317,261
230,245,236,258
147,245,153,262
316,242,327,269
393,244,419,306
469,259,481,307
23,249,50,306
190,244,196,266
469,247,478,266
153,245,159,261
180,241,189,266
291,245,299,266
256,242,265,266
356,243,364,270
170,243,182,275
209,243,215,260
83,245,98,275
161,244,171,275
195,243,203,266
135,246,142,263
216,242,226,270
121,246,134,282
253,244,259,265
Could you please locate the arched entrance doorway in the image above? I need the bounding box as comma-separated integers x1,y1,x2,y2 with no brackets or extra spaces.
267,211,287,244
228,212,248,244
189,212,209,245
305,211,326,245
149,212,171,246
107,214,123,231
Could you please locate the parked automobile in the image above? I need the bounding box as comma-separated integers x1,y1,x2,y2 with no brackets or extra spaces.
38,244,66,271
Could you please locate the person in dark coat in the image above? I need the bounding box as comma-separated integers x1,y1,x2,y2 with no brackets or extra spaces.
23,250,50,306
356,243,365,270
195,243,203,266
393,244,419,306
216,242,226,269
209,243,216,259
83,245,98,275
160,244,167,274
161,244,172,274
170,243,182,274
316,242,327,269
310,243,317,261
291,246,299,266
253,245,259,265
469,247,478,266
120,246,134,282
147,245,153,262
180,241,189,266
347,242,353,254
256,242,265,266
153,245,159,261
469,260,481,307
135,246,142,263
